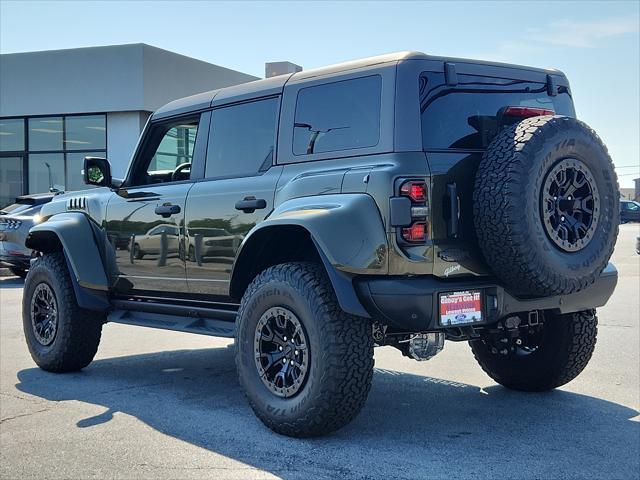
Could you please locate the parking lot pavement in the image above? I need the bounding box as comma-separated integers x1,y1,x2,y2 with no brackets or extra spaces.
1,225,638,480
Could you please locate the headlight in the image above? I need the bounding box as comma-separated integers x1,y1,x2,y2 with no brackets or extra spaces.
32,214,42,224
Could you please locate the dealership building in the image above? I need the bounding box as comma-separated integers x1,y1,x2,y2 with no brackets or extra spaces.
0,44,259,207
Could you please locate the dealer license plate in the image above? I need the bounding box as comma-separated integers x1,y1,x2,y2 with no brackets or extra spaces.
439,290,483,326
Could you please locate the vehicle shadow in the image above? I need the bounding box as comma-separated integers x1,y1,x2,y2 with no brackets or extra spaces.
16,346,639,479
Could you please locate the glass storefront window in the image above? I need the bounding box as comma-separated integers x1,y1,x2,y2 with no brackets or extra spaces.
0,114,107,198
28,153,65,193
28,117,63,151
0,156,24,208
0,119,25,152
65,115,106,150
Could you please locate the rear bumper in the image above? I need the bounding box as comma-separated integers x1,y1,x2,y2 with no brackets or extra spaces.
354,263,618,332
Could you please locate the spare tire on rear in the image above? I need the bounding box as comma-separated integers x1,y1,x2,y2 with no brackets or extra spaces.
473,115,618,297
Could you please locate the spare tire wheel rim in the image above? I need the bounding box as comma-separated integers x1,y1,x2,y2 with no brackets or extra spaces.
30,282,58,346
254,307,309,398
541,158,600,252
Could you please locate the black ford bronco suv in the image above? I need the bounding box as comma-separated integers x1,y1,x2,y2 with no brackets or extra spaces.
22,52,619,437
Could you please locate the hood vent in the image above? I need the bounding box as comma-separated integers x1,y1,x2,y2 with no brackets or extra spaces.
67,197,88,211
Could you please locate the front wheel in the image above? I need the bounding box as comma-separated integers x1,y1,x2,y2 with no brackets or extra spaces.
470,310,597,391
22,252,104,372
235,262,374,437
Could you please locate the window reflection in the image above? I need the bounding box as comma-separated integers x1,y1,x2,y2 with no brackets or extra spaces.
0,156,23,207
65,115,106,150
28,117,63,151
0,119,25,151
148,122,198,174
28,153,65,193
0,113,107,198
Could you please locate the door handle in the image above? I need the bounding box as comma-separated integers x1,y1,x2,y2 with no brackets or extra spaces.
155,203,181,218
235,196,266,213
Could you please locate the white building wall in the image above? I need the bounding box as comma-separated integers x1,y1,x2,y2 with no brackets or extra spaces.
106,111,150,178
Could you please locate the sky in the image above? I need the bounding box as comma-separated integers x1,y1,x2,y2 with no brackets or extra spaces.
1,0,639,187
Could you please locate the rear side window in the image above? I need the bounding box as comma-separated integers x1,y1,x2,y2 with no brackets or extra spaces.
293,75,381,156
206,97,279,178
420,72,575,150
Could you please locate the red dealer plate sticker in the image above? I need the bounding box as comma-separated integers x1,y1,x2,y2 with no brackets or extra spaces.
439,290,483,326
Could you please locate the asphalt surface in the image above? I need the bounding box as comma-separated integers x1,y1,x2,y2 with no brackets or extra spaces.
1,225,638,479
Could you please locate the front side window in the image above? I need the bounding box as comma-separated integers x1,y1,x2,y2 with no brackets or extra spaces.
131,117,199,185
206,97,279,178
293,76,381,156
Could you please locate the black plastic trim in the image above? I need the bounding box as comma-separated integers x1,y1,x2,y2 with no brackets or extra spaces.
355,263,618,332
108,308,236,338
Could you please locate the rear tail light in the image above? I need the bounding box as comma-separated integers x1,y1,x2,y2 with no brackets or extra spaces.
399,179,429,244
402,222,427,243
502,106,555,119
400,181,427,203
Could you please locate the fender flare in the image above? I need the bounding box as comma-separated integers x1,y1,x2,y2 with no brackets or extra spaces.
26,213,110,309
230,194,388,317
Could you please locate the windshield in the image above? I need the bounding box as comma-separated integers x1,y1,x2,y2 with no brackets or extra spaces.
420,72,575,150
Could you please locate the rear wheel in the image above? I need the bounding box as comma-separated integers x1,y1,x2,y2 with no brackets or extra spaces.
470,310,597,391
22,252,104,372
235,262,374,437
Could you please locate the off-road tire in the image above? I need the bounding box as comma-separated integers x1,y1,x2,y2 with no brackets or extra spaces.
9,266,27,278
22,252,103,372
470,310,597,391
474,116,618,297
235,262,374,437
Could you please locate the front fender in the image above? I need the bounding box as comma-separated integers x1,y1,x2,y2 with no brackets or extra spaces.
26,212,109,291
248,193,388,275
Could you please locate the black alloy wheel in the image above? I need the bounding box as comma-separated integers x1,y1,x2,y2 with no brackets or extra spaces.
254,306,309,398
541,158,600,252
30,282,58,346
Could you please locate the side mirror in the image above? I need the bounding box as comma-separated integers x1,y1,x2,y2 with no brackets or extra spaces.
83,156,112,187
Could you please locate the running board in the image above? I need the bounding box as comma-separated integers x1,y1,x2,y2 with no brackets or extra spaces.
107,300,237,338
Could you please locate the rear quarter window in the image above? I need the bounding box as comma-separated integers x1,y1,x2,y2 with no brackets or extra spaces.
420,72,575,150
293,75,382,156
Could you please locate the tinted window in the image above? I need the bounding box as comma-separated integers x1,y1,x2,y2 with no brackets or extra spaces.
293,76,381,156
206,97,279,178
148,122,198,173
130,117,199,186
420,73,575,150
